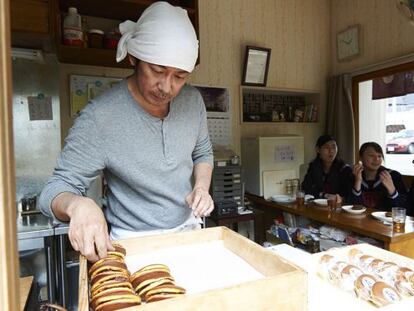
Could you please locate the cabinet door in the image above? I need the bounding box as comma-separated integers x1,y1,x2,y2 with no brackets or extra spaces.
10,0,50,34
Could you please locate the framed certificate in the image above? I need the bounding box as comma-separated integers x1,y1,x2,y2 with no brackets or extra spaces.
242,46,271,86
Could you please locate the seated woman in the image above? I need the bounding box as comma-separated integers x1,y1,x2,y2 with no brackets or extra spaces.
406,176,414,216
405,160,414,216
348,142,407,210
301,135,353,202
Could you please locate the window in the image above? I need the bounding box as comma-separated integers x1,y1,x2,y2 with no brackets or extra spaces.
353,63,414,176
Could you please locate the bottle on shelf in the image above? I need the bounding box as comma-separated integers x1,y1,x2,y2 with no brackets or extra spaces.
63,7,84,47
81,16,89,48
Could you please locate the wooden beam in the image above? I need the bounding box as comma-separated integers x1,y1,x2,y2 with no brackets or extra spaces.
0,0,20,310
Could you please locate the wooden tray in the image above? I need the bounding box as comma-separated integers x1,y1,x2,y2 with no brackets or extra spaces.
79,226,307,310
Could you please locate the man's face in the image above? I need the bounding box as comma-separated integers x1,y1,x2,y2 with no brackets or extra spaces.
135,60,190,108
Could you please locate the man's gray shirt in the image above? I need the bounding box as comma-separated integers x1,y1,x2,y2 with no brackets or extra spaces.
39,81,213,231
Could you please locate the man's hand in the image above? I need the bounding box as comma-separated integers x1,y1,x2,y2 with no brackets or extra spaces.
186,187,214,217
53,193,113,262
379,170,396,195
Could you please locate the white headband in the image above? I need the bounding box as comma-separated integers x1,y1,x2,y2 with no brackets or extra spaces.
116,1,199,73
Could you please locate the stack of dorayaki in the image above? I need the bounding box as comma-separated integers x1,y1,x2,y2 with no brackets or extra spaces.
88,244,186,310
89,243,141,310
130,264,186,302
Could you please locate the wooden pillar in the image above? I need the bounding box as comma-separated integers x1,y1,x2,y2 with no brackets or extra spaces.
0,0,20,309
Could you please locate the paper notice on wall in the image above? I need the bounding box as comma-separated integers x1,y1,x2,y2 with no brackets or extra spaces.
70,75,122,117
28,95,53,120
275,144,296,162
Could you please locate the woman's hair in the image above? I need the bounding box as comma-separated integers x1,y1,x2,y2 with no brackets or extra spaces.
315,134,336,148
359,142,384,158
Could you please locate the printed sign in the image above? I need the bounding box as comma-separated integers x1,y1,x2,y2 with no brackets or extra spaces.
275,144,296,162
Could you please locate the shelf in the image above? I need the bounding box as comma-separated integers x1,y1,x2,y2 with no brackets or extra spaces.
58,0,196,21
242,121,318,125
55,0,199,68
56,44,131,68
240,86,320,123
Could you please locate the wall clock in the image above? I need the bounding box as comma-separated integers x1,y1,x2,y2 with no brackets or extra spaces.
336,24,361,61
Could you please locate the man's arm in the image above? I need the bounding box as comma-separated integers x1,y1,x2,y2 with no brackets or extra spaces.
186,90,214,217
186,162,214,217
39,104,112,262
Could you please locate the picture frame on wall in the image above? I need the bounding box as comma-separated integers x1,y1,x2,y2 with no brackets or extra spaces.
242,46,271,86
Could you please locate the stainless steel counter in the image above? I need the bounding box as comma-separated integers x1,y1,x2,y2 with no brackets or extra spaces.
17,212,69,307
17,212,69,253
17,213,54,251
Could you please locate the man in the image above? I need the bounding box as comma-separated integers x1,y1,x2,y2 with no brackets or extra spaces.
39,2,214,262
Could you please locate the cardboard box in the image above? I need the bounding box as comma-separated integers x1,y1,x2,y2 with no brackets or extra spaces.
79,226,307,311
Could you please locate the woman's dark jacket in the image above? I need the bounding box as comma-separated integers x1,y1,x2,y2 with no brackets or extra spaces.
347,166,407,211
405,180,414,216
301,158,353,199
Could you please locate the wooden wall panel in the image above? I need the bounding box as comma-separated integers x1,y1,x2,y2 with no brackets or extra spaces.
190,0,330,163
0,0,20,309
331,0,414,75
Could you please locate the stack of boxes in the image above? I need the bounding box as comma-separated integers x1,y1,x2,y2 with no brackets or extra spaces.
210,165,243,217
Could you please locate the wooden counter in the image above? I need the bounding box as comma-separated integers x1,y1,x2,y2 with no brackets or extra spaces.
19,276,33,311
246,193,414,259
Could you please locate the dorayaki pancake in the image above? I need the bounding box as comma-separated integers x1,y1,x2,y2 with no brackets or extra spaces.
370,281,401,307
91,270,130,286
93,292,140,307
94,294,141,311
144,284,186,302
107,243,127,259
138,278,176,299
90,264,129,279
130,269,172,289
91,287,136,309
135,276,175,295
91,281,133,298
89,257,125,276
91,273,130,289
134,263,170,274
146,293,183,303
130,264,170,280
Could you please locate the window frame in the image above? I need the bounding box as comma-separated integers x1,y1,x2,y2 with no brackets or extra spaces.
352,61,414,184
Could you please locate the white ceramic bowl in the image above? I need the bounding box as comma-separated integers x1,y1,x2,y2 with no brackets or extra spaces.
314,199,328,206
341,205,367,215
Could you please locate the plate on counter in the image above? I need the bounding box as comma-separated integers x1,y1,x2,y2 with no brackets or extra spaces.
270,195,295,204
305,194,315,202
313,199,328,206
371,211,392,223
341,205,366,215
371,211,414,223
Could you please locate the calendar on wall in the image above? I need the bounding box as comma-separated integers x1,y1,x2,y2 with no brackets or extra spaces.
193,85,231,148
